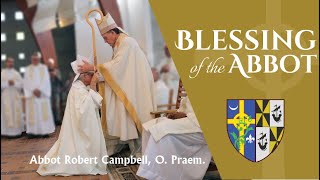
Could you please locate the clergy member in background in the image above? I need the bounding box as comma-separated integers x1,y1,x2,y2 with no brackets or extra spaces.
152,68,170,110
23,53,55,137
1,57,24,137
48,58,63,125
137,97,211,180
157,46,180,101
78,13,156,157
37,57,107,176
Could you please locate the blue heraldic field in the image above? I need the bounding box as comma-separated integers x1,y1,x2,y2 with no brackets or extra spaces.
227,99,285,162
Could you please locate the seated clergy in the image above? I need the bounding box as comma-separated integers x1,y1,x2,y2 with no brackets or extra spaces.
136,97,211,180
37,56,108,176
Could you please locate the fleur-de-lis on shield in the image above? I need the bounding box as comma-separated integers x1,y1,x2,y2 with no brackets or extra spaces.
246,134,255,144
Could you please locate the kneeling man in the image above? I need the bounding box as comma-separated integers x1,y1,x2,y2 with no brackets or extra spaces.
37,57,108,176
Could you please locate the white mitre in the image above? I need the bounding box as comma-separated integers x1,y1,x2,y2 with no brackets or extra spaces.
95,13,128,35
70,54,93,82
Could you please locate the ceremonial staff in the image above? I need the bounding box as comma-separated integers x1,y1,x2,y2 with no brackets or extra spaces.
85,9,108,136
85,9,104,66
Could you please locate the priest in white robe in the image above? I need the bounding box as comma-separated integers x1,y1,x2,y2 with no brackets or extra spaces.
78,13,156,156
136,97,212,180
37,57,108,176
23,53,55,136
1,57,24,137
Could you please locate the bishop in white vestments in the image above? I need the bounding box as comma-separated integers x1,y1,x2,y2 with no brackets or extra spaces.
78,13,156,156
23,53,55,136
137,97,212,180
37,57,108,176
1,58,24,137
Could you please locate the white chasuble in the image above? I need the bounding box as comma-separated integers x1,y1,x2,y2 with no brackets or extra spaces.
37,80,108,176
23,64,55,135
1,68,24,136
98,33,156,155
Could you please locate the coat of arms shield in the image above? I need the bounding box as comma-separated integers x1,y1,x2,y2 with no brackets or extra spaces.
227,99,285,162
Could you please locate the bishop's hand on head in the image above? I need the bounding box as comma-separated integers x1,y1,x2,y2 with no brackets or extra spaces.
78,60,94,73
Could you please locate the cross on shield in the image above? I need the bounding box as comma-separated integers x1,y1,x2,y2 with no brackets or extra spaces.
227,99,285,162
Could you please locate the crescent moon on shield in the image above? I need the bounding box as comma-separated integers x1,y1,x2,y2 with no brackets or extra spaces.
229,105,238,111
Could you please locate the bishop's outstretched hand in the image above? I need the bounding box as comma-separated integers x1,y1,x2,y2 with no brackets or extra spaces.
78,60,94,73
